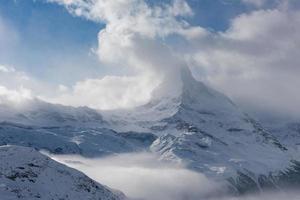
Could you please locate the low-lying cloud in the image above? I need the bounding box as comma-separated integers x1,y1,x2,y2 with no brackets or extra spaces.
51,152,226,200
51,152,300,200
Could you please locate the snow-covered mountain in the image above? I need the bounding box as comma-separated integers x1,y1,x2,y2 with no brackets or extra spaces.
103,68,299,193
0,145,126,200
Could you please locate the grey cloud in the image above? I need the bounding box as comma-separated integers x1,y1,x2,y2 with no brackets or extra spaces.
186,7,300,117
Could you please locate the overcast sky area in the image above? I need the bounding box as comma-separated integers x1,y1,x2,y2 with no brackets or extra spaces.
0,0,300,118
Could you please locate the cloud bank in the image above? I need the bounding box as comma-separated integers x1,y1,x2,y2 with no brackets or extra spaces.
51,152,300,200
52,152,226,200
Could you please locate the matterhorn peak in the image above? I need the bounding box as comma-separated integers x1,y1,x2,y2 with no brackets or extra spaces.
144,66,239,118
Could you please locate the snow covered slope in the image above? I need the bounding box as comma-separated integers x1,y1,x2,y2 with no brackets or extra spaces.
267,120,300,154
0,99,156,157
0,122,156,157
249,111,300,160
0,145,126,200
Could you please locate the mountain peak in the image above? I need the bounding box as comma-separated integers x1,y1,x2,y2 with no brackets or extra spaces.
141,67,240,120
105,67,249,127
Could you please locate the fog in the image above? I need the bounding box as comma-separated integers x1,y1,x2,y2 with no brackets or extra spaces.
50,152,300,200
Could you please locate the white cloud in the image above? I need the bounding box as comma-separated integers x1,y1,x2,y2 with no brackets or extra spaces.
0,65,32,104
43,0,207,110
0,65,15,73
0,86,32,104
51,152,300,200
46,74,160,110
0,65,51,105
51,153,226,200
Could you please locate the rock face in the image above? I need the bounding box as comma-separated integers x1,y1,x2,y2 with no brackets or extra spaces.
0,145,126,200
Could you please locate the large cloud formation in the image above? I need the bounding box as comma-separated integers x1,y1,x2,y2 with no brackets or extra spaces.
44,0,300,116
1,0,299,116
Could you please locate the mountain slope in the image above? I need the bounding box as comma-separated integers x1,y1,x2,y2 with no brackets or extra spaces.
0,145,126,200
0,122,156,157
248,110,300,160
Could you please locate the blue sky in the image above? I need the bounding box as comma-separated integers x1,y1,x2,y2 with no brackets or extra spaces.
0,0,102,84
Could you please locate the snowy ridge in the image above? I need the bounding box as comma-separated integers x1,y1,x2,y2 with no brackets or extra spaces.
0,122,156,157
0,145,126,200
